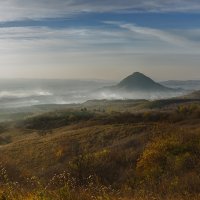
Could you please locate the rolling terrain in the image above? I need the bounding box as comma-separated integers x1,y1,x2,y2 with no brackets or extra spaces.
0,94,200,199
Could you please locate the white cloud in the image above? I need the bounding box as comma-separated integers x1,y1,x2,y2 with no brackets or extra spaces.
0,25,199,79
0,24,200,56
0,0,200,22
105,21,191,46
0,26,142,59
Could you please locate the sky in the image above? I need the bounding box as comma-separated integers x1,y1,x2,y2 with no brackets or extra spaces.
0,0,200,81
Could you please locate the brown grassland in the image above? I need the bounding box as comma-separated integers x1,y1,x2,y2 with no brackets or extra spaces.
0,98,200,199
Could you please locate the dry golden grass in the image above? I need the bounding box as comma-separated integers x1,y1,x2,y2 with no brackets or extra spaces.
0,100,200,199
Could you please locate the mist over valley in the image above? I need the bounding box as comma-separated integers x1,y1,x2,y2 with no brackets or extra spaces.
0,72,194,109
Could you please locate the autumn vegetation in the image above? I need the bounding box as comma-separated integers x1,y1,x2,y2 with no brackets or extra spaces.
0,99,200,199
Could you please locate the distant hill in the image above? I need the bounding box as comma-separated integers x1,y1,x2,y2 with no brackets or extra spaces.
116,72,171,92
104,72,180,92
180,90,200,99
94,72,183,100
160,80,200,90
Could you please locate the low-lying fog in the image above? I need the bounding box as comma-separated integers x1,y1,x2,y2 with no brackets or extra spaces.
0,79,115,108
0,79,195,108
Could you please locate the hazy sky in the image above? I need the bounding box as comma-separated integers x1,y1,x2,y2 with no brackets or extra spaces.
0,0,200,80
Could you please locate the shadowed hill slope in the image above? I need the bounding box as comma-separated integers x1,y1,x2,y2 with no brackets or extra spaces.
117,72,171,92
95,72,183,100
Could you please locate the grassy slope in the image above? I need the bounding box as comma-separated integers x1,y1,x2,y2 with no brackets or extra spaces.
0,99,200,199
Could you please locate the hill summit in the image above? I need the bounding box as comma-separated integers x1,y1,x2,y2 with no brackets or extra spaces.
116,72,170,92
95,72,183,100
